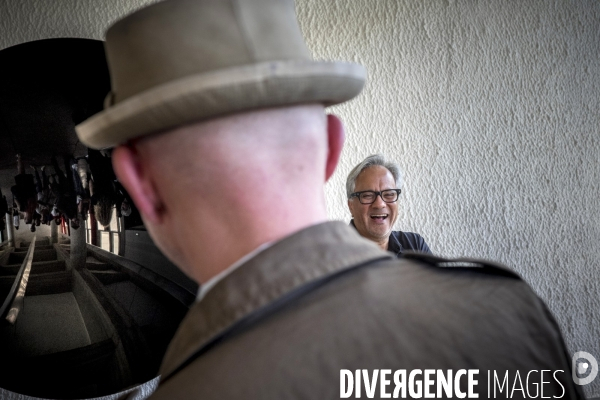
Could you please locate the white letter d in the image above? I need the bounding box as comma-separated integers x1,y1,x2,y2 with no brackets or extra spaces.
341,370,354,398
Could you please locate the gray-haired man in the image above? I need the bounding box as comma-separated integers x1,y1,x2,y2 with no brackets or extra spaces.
347,154,431,256
76,0,581,398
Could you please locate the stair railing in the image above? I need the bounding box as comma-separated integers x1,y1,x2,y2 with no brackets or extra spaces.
0,236,36,324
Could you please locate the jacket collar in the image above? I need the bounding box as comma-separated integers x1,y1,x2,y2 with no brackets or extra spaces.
159,221,391,380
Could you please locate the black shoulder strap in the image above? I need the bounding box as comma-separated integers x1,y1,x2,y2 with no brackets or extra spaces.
402,251,522,279
165,252,523,382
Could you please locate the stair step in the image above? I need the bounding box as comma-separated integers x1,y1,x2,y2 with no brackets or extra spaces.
0,339,116,398
21,238,50,246
34,244,55,251
8,248,57,264
33,249,58,262
0,260,66,276
15,244,54,252
86,262,117,272
26,271,72,296
30,260,66,274
0,265,20,276
0,276,12,299
92,270,129,285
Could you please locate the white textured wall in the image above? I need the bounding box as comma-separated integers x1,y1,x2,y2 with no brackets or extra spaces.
1,0,598,397
0,0,158,48
298,0,600,397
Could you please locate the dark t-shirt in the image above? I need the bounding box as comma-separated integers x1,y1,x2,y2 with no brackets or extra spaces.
387,229,431,256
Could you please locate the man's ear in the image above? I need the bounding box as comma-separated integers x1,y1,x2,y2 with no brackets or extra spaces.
325,114,345,181
111,144,163,224
347,198,356,218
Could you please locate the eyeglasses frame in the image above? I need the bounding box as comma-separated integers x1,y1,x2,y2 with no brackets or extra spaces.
348,189,402,205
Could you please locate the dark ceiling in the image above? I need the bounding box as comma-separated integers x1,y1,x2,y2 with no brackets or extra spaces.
0,38,110,197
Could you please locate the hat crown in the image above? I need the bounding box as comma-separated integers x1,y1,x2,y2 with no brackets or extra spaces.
106,0,312,103
76,0,365,149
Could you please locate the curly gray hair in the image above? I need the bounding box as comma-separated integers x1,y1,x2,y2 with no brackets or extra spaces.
346,154,403,198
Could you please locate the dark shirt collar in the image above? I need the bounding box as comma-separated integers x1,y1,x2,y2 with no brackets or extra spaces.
386,231,403,257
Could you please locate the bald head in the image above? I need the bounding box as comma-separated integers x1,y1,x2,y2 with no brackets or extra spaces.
136,104,328,199
113,104,345,283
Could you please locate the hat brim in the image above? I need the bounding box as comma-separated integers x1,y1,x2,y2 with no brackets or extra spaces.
76,60,366,149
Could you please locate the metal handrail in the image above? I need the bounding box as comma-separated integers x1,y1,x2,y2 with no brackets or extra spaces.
0,236,36,324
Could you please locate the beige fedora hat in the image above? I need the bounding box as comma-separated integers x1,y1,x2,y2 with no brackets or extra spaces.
76,0,366,149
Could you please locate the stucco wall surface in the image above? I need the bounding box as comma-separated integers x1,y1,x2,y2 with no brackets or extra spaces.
0,0,598,397
0,0,159,49
298,0,600,396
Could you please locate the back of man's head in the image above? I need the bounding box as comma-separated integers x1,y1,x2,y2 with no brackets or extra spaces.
112,104,342,282
76,0,364,283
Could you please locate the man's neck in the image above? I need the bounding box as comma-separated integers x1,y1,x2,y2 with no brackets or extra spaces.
184,207,329,285
196,240,274,301
377,237,389,251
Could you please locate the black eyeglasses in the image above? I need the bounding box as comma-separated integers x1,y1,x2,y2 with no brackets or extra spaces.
349,189,401,204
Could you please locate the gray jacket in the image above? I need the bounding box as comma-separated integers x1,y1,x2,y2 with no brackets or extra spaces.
149,222,581,399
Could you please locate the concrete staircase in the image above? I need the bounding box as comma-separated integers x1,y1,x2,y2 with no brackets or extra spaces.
0,236,192,398
78,247,191,381
0,237,119,398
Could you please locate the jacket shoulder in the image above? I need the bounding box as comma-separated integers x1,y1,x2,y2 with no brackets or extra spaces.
401,250,522,279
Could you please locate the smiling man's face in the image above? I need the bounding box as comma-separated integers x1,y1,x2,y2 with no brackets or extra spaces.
348,165,399,248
